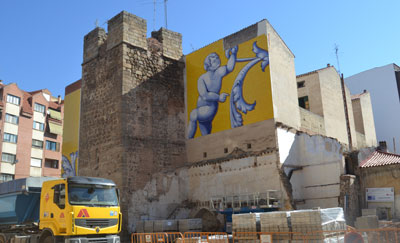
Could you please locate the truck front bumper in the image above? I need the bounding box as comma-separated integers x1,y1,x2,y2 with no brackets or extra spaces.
65,235,120,243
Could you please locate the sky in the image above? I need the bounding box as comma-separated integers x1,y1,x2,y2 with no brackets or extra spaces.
0,0,399,98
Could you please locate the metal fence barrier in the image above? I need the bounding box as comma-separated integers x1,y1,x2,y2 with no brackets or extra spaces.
233,229,400,243
132,232,184,243
132,229,400,243
183,232,229,243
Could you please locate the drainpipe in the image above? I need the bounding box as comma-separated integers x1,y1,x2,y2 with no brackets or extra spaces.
340,73,353,150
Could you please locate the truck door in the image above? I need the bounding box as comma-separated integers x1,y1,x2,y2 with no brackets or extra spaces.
52,183,67,234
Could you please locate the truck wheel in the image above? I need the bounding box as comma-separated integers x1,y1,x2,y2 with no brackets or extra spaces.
43,236,55,243
0,234,6,243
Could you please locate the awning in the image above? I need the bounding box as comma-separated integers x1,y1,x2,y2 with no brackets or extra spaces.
49,109,62,120
48,122,63,135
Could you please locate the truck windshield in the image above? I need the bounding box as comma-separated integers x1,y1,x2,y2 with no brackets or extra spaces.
68,184,118,206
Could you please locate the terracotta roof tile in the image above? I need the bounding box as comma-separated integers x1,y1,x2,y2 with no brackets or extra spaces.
360,151,400,168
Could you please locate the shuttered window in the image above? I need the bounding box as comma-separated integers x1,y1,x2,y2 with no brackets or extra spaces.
31,158,42,167
32,139,43,149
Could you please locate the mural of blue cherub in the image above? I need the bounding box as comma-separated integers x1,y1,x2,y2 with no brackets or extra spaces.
187,46,238,138
187,41,269,139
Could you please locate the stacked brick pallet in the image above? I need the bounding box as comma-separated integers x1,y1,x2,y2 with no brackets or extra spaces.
260,212,290,243
231,208,346,243
291,208,346,243
232,214,258,243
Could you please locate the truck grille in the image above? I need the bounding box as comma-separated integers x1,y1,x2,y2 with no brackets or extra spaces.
87,239,109,243
75,219,118,228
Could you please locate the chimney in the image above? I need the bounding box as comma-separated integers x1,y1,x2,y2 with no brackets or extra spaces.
378,141,388,152
58,95,61,104
327,63,331,67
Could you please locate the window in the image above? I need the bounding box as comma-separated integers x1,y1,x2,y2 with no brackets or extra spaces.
5,113,19,125
45,159,59,169
53,184,66,209
31,157,42,167
6,94,20,105
0,173,14,183
32,139,43,149
3,133,17,143
2,153,16,163
298,96,310,110
34,103,46,113
297,81,305,88
33,121,45,131
46,140,60,151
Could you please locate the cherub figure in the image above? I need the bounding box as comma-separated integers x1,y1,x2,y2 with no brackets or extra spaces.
187,46,238,138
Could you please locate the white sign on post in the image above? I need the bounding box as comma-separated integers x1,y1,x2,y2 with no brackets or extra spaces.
366,187,394,202
260,234,272,243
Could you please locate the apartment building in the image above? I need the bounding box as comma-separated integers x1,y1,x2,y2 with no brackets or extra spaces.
296,65,377,149
345,63,400,153
0,82,63,182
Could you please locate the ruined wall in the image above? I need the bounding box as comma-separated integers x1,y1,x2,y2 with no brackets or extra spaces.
339,174,360,226
277,127,345,209
186,119,276,162
79,11,186,237
188,152,287,203
128,168,190,232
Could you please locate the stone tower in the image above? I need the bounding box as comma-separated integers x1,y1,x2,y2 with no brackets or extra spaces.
79,11,186,236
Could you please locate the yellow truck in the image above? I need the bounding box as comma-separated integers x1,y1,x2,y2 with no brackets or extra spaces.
0,176,121,243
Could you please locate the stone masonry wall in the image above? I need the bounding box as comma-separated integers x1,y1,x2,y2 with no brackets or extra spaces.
79,11,186,240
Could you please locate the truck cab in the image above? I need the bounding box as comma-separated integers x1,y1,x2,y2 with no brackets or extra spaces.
38,177,121,243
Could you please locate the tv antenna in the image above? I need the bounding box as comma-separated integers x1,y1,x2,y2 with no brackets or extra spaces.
334,43,341,75
153,0,156,30
164,0,168,29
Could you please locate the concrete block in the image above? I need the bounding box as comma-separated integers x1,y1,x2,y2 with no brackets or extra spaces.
355,215,378,229
362,208,377,216
178,218,202,232
144,220,154,232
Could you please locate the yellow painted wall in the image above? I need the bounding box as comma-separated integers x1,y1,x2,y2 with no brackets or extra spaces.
186,35,273,138
61,88,80,177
